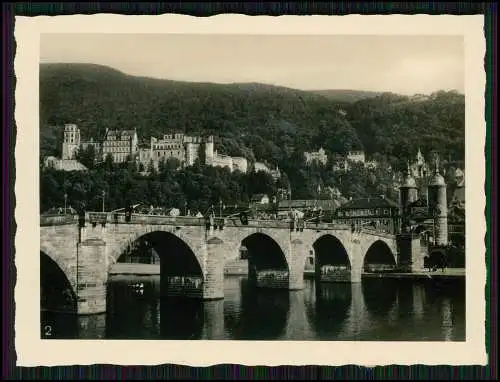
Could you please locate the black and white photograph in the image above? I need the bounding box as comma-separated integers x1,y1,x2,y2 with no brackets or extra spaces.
14,14,486,366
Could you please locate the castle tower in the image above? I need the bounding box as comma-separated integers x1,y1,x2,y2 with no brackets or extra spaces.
427,159,448,246
62,123,81,160
204,135,214,165
399,162,419,232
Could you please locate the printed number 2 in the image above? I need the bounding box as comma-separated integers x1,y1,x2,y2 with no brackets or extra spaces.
44,325,52,336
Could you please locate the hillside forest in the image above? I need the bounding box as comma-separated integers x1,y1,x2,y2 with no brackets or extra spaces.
39,64,465,215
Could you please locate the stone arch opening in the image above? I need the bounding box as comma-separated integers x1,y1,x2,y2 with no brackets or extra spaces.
363,240,397,273
116,235,160,265
114,231,204,298
313,235,351,283
40,251,77,314
241,233,289,289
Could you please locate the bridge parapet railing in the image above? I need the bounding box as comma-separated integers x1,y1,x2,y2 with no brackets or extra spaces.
111,213,205,226
39,212,393,238
40,214,77,226
222,218,351,231
225,218,291,229
359,228,396,239
304,222,351,231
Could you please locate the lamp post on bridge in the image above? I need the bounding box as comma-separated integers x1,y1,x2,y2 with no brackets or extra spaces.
219,199,223,219
64,193,68,215
184,201,188,216
102,190,106,213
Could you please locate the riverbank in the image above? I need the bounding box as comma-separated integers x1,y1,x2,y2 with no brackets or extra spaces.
109,263,465,281
362,268,465,280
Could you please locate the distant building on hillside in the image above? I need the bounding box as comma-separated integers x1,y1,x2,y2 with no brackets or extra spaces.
409,148,430,179
138,133,248,173
61,123,139,164
347,150,366,164
331,153,348,172
141,133,211,168
254,162,269,173
451,176,465,207
254,162,281,180
61,123,102,160
61,124,80,160
365,159,379,169
331,150,367,172
102,128,139,163
44,156,88,172
304,148,328,166
54,125,273,175
250,194,270,205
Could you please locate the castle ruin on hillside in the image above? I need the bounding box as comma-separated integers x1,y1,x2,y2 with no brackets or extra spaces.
50,124,281,176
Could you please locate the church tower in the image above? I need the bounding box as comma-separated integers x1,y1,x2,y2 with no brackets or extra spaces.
62,123,81,160
427,159,448,246
399,162,419,232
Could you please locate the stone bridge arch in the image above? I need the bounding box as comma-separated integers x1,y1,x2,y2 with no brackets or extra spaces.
310,232,353,283
294,229,397,282
222,227,292,267
40,248,77,313
361,235,398,273
40,243,77,292
312,233,353,266
221,227,292,289
106,224,207,277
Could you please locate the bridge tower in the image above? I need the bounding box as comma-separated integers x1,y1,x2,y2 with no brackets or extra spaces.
427,160,448,246
399,162,419,233
396,162,423,272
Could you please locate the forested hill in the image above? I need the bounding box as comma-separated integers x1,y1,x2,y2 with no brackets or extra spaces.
308,89,382,103
40,63,465,167
39,63,361,164
344,91,465,162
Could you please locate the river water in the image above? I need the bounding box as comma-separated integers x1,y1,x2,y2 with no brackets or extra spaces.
41,275,465,341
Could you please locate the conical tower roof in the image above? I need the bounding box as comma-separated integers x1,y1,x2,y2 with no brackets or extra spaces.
428,159,446,187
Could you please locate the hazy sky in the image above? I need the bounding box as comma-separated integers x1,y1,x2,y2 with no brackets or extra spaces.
40,34,464,95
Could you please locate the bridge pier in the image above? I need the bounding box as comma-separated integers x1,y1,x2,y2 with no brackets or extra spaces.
396,234,423,272
76,238,108,315
203,237,225,300
350,263,362,283
289,238,306,290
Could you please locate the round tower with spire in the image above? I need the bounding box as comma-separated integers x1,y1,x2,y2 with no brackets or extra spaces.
427,158,448,246
399,162,419,232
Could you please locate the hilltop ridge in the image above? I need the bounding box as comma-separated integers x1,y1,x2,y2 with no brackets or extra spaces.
40,63,362,163
40,63,465,169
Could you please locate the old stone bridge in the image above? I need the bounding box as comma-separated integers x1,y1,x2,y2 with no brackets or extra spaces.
40,213,421,315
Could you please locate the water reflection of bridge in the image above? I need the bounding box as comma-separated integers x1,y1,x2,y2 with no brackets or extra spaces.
42,277,465,341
